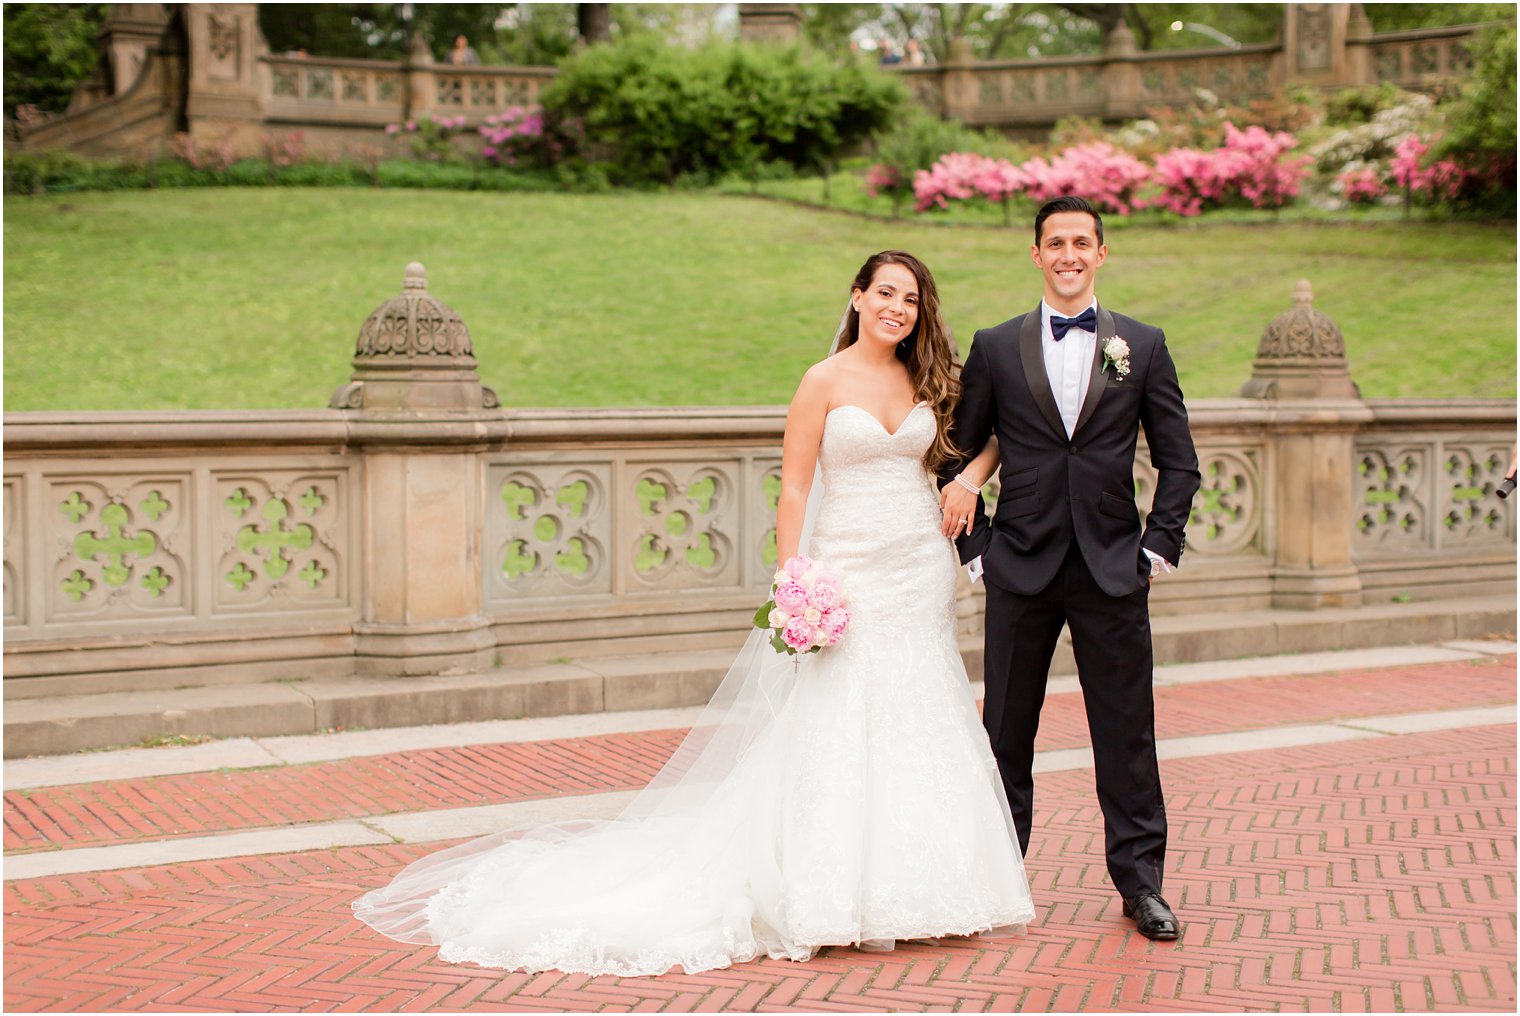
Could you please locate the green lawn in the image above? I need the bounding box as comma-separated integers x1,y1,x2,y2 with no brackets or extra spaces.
3,189,1514,411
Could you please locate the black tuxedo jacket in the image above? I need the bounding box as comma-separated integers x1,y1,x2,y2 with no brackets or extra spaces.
942,304,1201,598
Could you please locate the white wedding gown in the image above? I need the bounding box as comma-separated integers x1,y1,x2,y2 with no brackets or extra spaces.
353,403,1034,976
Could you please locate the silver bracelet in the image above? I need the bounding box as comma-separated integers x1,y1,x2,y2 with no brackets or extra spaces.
952,473,982,494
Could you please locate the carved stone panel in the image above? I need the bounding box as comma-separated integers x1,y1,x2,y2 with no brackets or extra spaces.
1245,59,1270,92
470,78,497,107
978,75,1004,106
437,76,464,107
487,462,612,601
751,457,783,584
46,476,190,621
307,69,334,102
1008,72,1035,104
4,477,21,626
272,68,299,98
207,13,239,80
213,472,346,612
1186,448,1263,555
1439,445,1512,545
1355,446,1428,549
626,462,739,590
1297,4,1332,71
1413,42,1440,76
1451,41,1474,74
341,71,368,103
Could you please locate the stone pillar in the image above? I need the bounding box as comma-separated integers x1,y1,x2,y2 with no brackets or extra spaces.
332,263,500,676
100,4,172,96
1101,20,1142,122
1282,3,1354,87
941,38,979,125
402,31,435,124
738,4,802,45
1343,4,1375,87
183,3,266,155
1243,280,1371,609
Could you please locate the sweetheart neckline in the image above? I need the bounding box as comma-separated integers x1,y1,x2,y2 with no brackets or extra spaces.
826,402,929,438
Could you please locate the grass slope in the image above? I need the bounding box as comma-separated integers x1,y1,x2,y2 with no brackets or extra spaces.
3,189,1514,411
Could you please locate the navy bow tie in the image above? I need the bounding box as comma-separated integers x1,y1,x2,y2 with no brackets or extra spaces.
1050,307,1097,341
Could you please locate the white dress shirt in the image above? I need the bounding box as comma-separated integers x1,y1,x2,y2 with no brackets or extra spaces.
1041,298,1097,437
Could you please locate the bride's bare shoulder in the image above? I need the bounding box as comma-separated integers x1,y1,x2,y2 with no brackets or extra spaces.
792,357,841,408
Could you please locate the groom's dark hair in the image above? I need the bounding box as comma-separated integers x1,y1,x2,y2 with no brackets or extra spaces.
1034,196,1103,247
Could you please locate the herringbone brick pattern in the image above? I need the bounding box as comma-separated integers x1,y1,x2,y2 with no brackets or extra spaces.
5,723,1514,1012
5,656,1513,855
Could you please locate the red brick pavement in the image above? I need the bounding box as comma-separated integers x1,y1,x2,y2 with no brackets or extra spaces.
3,724,1513,1012
5,656,1513,855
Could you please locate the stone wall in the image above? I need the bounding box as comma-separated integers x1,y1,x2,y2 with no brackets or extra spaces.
4,266,1514,700
14,4,1494,159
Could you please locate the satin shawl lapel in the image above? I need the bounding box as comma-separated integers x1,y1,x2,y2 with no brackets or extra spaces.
1072,304,1115,437
1018,308,1066,440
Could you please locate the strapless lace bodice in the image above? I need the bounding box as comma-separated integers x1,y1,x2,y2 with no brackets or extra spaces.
809,403,956,632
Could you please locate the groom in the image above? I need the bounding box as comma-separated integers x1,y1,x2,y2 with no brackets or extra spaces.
942,196,1200,940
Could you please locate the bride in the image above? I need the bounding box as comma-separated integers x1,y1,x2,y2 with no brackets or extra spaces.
353,250,1034,976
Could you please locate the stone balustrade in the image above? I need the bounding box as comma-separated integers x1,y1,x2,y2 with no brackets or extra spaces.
4,266,1514,700
15,5,1496,160
1362,25,1481,89
261,54,556,130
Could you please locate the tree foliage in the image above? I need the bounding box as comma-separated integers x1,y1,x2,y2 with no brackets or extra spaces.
3,3,107,117
1436,22,1517,210
800,3,1512,61
1362,3,1516,32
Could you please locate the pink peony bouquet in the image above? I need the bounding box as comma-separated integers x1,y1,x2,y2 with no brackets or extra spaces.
753,555,850,657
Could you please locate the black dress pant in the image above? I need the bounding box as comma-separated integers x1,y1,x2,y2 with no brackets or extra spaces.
981,540,1166,898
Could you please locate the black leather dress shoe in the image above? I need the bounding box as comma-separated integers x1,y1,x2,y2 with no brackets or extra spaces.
1122,893,1180,940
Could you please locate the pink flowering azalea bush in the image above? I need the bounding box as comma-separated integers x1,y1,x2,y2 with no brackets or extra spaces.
754,555,850,657
1389,134,1468,202
910,128,1305,221
478,106,553,167
865,162,901,197
1018,142,1151,214
386,115,470,162
169,132,236,173
1150,122,1312,216
1337,165,1388,204
913,153,1028,219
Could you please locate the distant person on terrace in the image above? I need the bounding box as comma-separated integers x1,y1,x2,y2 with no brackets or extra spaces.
446,34,480,66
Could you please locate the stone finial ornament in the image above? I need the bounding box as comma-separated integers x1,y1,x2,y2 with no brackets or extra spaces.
1240,279,1360,400
330,262,499,411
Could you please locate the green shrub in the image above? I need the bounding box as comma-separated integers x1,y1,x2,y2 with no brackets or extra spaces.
866,108,999,215
4,147,95,194
275,161,369,187
1324,82,1406,125
374,160,481,189
541,37,906,185
1436,23,1517,212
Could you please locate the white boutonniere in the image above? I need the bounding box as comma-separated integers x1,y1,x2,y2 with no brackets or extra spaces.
1102,336,1131,379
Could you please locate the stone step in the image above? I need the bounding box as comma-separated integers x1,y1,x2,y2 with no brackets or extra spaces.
5,595,1513,758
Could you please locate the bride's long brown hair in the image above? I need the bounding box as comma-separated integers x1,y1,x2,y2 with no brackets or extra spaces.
833,250,963,471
